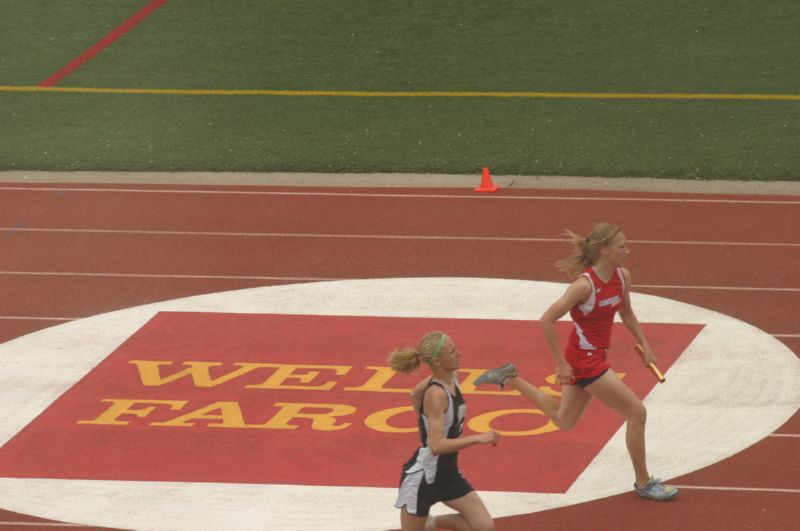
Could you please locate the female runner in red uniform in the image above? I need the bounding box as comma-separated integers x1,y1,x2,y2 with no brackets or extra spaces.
475,223,678,501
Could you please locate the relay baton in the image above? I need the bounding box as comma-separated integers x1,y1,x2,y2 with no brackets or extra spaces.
634,344,666,383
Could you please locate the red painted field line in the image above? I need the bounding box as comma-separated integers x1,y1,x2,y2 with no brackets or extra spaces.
38,0,167,87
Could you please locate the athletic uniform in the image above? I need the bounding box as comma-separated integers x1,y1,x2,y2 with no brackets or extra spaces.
394,377,472,516
566,266,627,386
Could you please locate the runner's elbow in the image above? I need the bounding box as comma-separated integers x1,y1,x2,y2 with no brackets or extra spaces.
428,440,452,456
539,314,556,329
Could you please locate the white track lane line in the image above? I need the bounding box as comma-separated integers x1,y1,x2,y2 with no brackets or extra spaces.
0,186,799,204
0,316,74,321
0,271,335,281
638,285,800,292
0,271,797,293
0,524,82,527
672,485,800,494
2,227,799,248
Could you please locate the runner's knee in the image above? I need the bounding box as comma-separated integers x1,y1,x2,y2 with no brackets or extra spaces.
553,407,586,430
628,403,647,426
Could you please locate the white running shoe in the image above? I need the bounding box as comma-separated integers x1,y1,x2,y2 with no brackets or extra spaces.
474,363,517,389
634,477,679,501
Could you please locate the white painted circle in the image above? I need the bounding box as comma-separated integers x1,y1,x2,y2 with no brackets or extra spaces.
0,278,797,530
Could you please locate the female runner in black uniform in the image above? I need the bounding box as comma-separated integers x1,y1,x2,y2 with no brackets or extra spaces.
389,331,498,531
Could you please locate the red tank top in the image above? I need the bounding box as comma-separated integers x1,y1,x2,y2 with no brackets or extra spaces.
568,267,626,350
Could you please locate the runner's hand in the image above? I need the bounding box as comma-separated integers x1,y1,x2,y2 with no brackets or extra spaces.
478,430,500,446
640,346,658,366
556,359,573,385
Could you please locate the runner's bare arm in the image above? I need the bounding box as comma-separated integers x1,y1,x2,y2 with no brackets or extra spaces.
540,277,591,381
424,386,499,455
618,268,657,365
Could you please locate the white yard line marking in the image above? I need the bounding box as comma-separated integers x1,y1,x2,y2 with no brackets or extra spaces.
769,433,800,438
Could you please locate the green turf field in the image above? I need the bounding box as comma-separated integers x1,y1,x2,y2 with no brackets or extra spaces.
1,0,798,180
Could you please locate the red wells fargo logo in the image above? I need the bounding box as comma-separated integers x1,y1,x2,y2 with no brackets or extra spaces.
0,312,700,492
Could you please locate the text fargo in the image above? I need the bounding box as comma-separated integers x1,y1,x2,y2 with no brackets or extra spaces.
79,398,562,436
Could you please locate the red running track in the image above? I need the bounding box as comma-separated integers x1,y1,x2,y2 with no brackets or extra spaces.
0,181,797,530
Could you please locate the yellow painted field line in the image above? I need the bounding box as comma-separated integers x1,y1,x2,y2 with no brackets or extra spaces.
2,85,800,101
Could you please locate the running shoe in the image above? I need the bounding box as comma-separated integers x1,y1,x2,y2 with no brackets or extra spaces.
634,477,679,501
474,363,517,388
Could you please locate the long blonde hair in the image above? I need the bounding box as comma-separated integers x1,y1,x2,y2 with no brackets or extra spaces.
387,331,448,373
554,223,622,279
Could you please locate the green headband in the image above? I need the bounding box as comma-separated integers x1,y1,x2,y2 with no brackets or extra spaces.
431,334,448,358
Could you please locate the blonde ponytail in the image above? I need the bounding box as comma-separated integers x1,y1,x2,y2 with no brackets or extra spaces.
555,223,621,279
388,347,423,373
387,331,448,373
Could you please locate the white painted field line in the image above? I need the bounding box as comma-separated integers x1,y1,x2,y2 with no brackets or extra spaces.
2,227,799,248
672,485,800,494
0,186,798,205
769,433,800,438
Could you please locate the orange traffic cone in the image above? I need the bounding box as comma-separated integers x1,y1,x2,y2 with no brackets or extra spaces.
474,166,499,192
